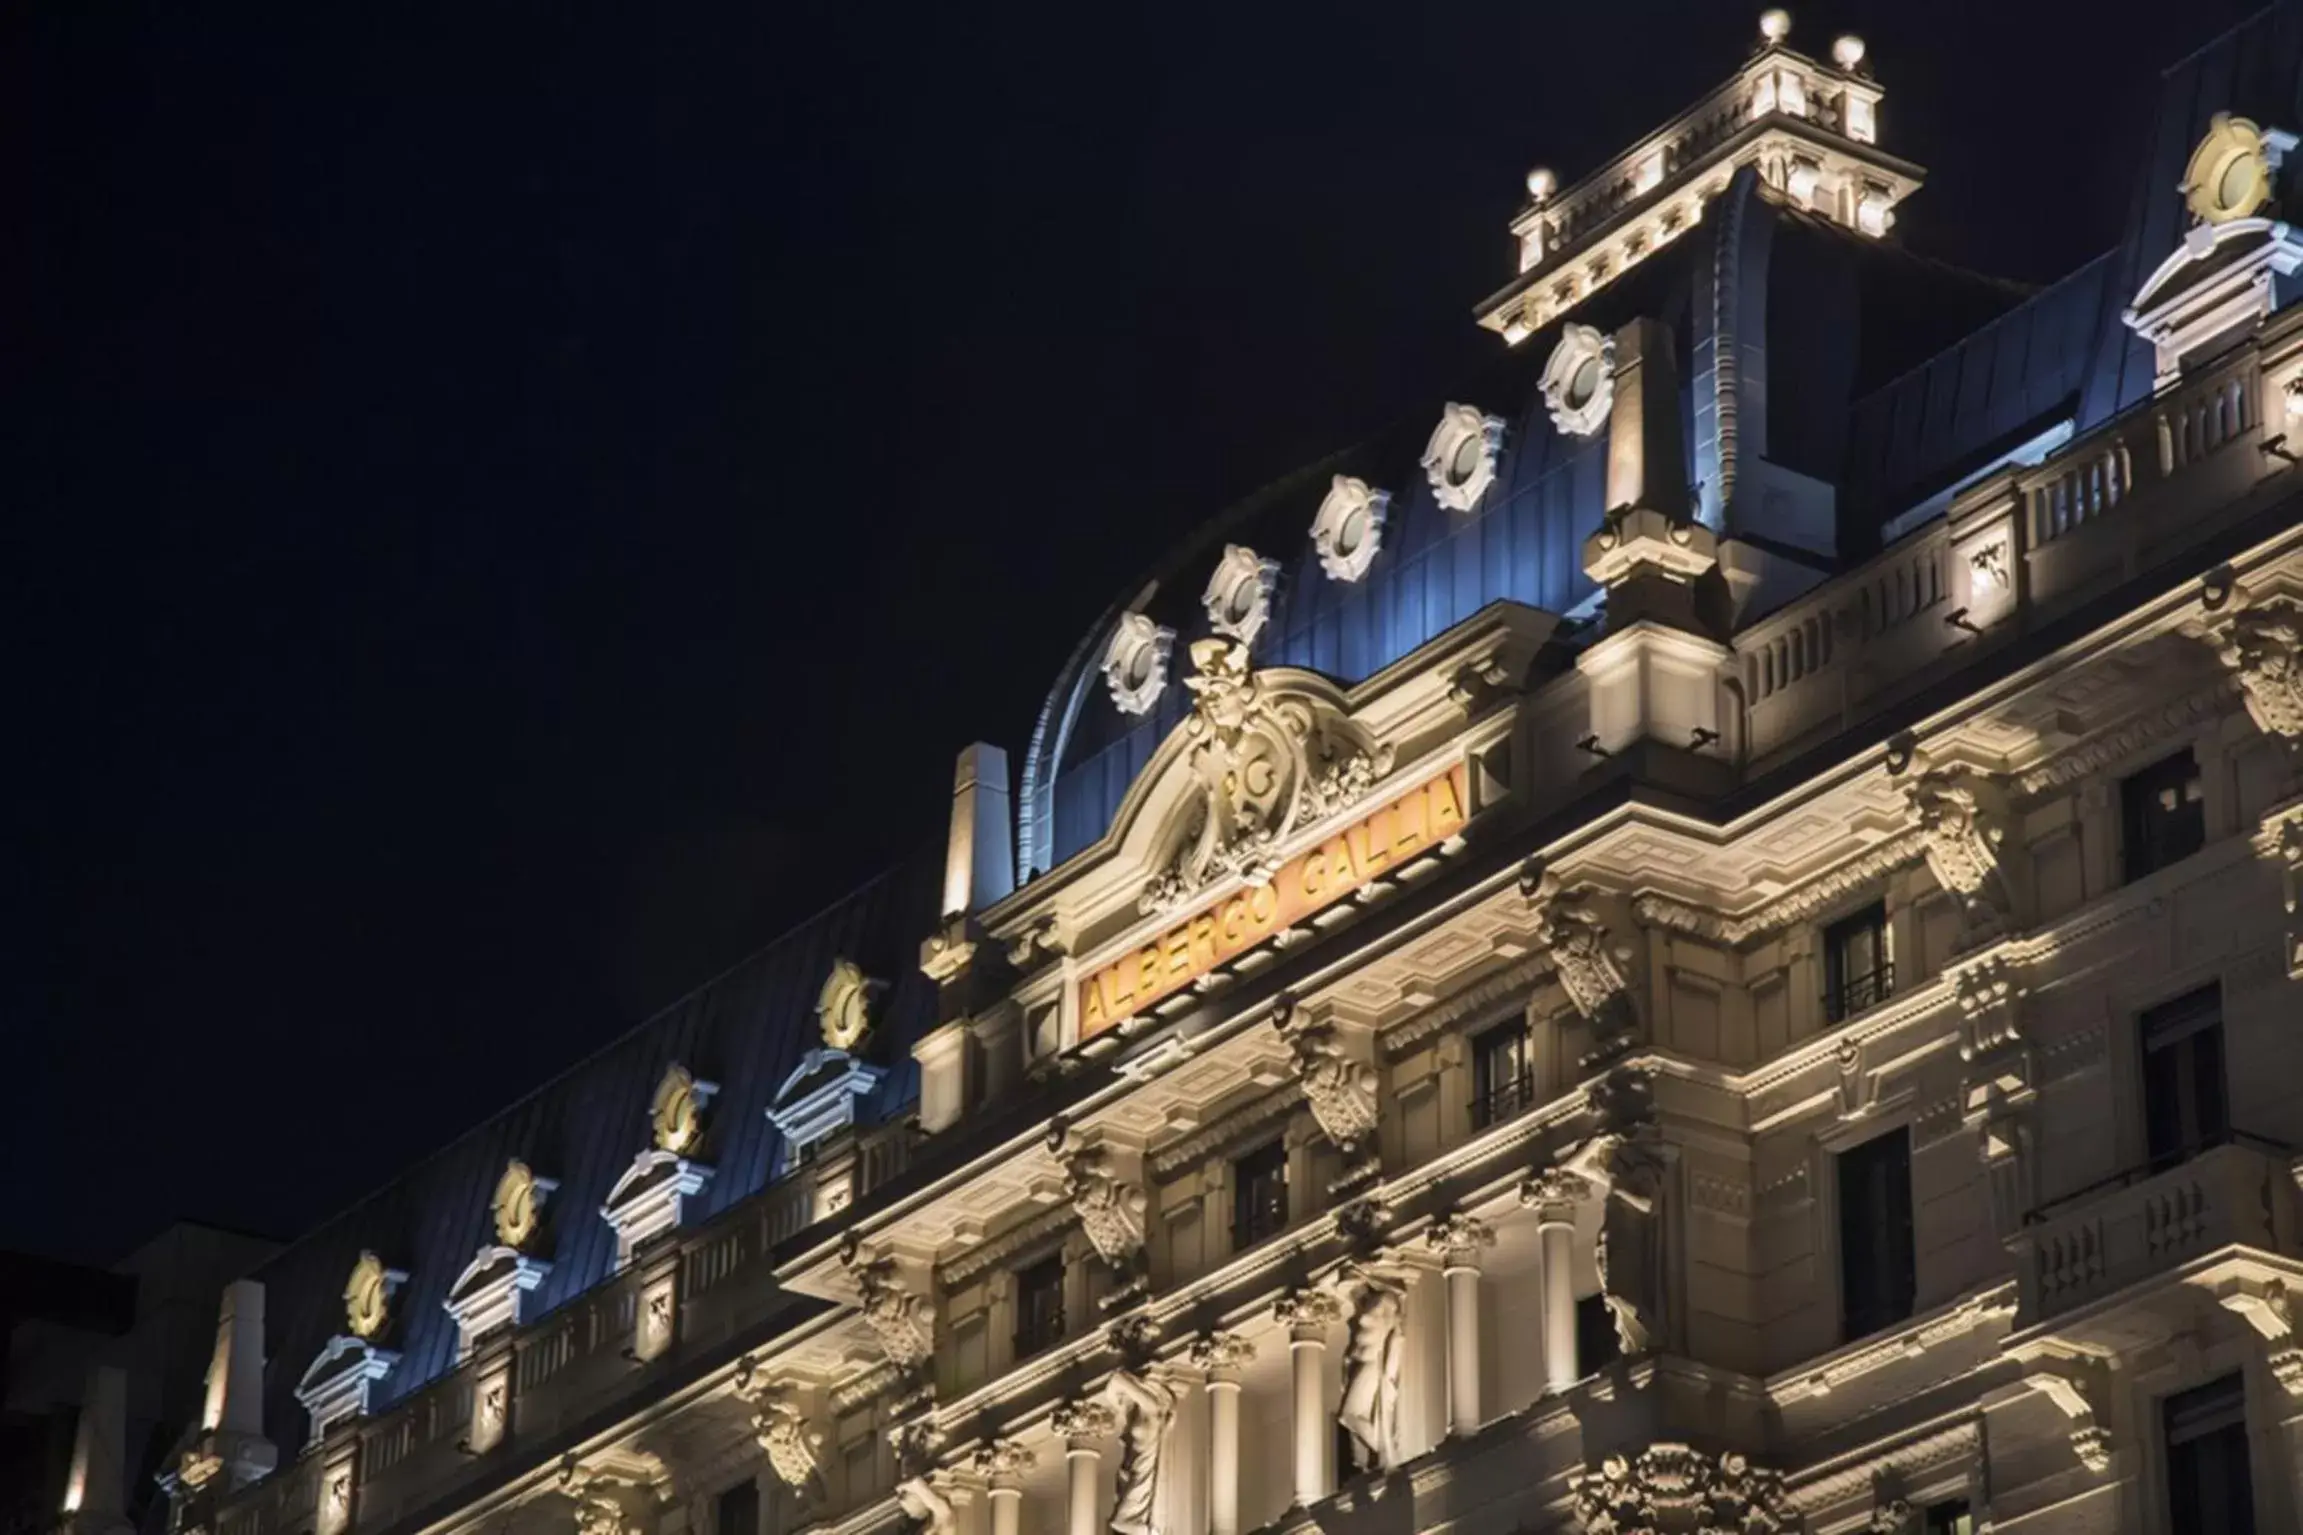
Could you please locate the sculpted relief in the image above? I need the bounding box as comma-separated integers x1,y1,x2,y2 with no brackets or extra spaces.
1062,1141,1149,1271
1141,639,1393,917
1336,1265,1407,1474
1274,997,1380,1155
1106,1368,1180,1535
840,1243,933,1371
1521,858,1638,1061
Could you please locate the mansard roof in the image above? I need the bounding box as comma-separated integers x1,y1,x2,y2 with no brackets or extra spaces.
240,844,942,1455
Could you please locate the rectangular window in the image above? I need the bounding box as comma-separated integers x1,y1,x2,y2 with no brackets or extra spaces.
2164,1374,2255,1535
1471,1020,1532,1128
1013,1255,1066,1359
2142,986,2229,1167
1232,1140,1289,1252
1823,902,1892,1023
1922,1500,1975,1535
2122,748,2205,883
716,1480,760,1535
1837,1126,1916,1341
1574,1291,1620,1378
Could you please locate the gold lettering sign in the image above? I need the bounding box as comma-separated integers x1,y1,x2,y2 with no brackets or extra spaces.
1078,762,1470,1039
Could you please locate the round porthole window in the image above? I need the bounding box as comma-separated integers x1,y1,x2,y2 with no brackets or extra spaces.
2185,113,2282,226
1202,545,1279,647
1539,323,1616,438
1311,476,1390,582
1422,404,1504,513
1101,612,1174,716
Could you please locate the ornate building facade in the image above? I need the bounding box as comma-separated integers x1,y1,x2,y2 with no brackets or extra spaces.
83,10,2303,1535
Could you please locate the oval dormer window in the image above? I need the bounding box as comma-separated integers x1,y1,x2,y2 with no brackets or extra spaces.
1101,612,1174,717
2184,113,2282,226
1203,545,1279,647
1311,476,1390,582
1540,323,1615,438
1422,404,1504,513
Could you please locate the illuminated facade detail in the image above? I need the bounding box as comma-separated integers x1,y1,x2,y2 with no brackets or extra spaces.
816,956,880,1051
2184,112,2292,226
1420,403,1505,512
1102,611,1175,716
159,17,2303,1535
1202,544,1281,647
490,1158,553,1249
1538,323,1615,437
1309,475,1390,582
342,1251,403,1340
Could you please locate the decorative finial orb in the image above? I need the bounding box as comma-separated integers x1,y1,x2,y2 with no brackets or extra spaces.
1832,34,1866,69
1759,9,1792,43
1526,166,1556,203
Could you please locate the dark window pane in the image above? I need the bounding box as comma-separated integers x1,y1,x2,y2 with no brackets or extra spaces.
2165,1375,2254,1535
1922,1500,1974,1535
1837,1126,1915,1340
1472,1022,1532,1128
2122,749,2206,883
717,1480,760,1535
1574,1291,1620,1377
2141,986,2228,1166
1232,1140,1289,1251
1014,1255,1066,1358
1824,903,1893,1023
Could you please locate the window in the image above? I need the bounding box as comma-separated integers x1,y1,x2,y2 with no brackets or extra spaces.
1574,1291,1621,1377
2142,986,2229,1167
716,1480,760,1535
1013,1254,1066,1359
2122,749,2205,882
2164,1374,2255,1535
1471,1020,1532,1128
1922,1500,1975,1535
1232,1140,1289,1251
1837,1126,1915,1340
1823,903,1892,1023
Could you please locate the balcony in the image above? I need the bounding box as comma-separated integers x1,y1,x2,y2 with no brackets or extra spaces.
1824,963,1894,1025
1474,1070,1537,1130
2012,1133,2301,1329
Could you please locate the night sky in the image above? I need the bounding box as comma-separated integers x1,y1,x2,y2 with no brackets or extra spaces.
1,0,2256,1265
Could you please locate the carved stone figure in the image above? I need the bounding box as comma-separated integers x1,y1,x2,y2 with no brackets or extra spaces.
1592,1129,1665,1356
841,1245,933,1369
1063,1144,1148,1269
2219,598,2303,742
560,1469,647,1535
890,1419,955,1535
1521,859,1638,1059
1105,1368,1179,1535
894,1477,955,1535
1274,999,1380,1154
1140,639,1393,916
1335,1267,1406,1475
1905,766,2009,925
1570,1443,1791,1535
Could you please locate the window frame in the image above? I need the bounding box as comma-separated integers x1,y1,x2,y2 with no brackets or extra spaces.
1010,1251,1068,1361
2138,984,2230,1169
2120,747,2206,884
2160,1372,2257,1535
1822,899,1893,1024
1470,1017,1533,1129
1230,1138,1290,1254
1833,1123,1917,1343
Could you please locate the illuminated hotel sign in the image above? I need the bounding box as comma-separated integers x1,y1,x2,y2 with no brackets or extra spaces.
1078,761,1470,1038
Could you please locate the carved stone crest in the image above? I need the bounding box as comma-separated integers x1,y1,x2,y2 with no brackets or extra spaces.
1521,857,1638,1060
2219,597,2303,742
1061,1142,1148,1270
1272,996,1380,1155
1141,640,1392,916
1904,765,2012,929
736,1368,825,1498
1570,1444,1790,1534
840,1243,933,1370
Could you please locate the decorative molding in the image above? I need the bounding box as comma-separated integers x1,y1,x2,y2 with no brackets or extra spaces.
2216,1276,2303,1396
1687,1171,1752,1218
1275,1286,1345,1335
817,958,884,1053
740,1376,827,1495
1149,1084,1301,1178
2022,1352,2114,1473
1061,1142,1147,1269
1103,613,1176,717
842,1246,934,1370
1538,323,1615,437
1379,953,1549,1057
1630,830,1929,945
1785,1420,1980,1513
1310,477,1391,583
2015,685,2234,795
601,1149,714,1268
1273,996,1380,1155
1571,1444,1791,1534
650,1062,717,1155
1138,639,1393,917
1202,545,1282,649
342,1251,406,1341
2218,597,2303,744
1051,1397,1119,1444
492,1160,557,1250
1421,403,1506,513
1780,1284,2017,1403
1186,1331,1255,1377
1904,766,2013,929
1423,1212,1496,1266
293,1334,397,1442
442,1245,551,1358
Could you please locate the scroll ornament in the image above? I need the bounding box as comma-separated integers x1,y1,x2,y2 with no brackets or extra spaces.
1063,1144,1148,1268
1274,998,1380,1154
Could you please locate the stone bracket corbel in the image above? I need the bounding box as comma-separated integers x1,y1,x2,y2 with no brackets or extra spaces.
2215,1275,2303,1396
2021,1353,2114,1473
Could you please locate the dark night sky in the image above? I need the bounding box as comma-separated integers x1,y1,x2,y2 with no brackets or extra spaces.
0,0,2257,1264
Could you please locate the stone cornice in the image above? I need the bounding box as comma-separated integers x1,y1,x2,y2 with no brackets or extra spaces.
1767,1282,2016,1406
1784,1416,1980,1512
2014,682,2236,795
1631,829,1928,947
939,1206,1075,1291
1148,1084,1303,1179
1378,953,1550,1058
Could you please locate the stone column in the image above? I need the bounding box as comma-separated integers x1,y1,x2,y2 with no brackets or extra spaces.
1521,1170,1591,1392
972,1442,1034,1535
1425,1215,1495,1436
1189,1333,1254,1535
1052,1401,1116,1535
1275,1289,1343,1507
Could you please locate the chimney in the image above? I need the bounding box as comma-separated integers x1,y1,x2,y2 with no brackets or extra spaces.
194,1279,277,1490
942,743,1015,918
63,1365,132,1535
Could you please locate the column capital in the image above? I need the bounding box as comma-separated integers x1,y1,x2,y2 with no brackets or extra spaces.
1274,1286,1345,1340
1050,1400,1117,1449
1519,1168,1593,1227
1424,1213,1497,1269
1187,1331,1256,1382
